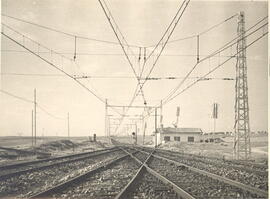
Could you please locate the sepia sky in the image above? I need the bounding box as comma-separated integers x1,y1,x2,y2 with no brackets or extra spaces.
0,0,268,137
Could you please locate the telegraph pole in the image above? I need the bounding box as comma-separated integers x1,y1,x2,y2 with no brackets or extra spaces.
34,89,37,147
31,110,33,148
234,11,251,160
67,112,70,138
160,100,163,128
155,108,157,147
105,99,108,138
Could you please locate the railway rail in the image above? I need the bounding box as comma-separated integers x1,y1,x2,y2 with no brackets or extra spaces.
0,143,267,199
133,146,267,198
0,148,120,180
140,146,268,191
0,148,125,198
0,147,117,172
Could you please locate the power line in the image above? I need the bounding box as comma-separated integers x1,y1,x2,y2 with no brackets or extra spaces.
0,73,235,79
139,0,190,95
37,104,66,120
0,89,33,103
1,49,237,58
1,13,141,48
98,0,147,105
108,0,207,135
164,31,268,105
161,18,268,103
145,13,238,48
141,17,268,120
0,89,66,120
2,23,124,116
1,24,124,115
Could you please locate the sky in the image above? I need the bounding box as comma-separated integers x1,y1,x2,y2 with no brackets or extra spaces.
0,0,268,137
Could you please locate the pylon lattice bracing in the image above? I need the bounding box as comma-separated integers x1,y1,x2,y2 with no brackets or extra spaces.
234,11,251,160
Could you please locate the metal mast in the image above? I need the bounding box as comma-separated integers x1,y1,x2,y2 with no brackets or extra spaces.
234,11,251,160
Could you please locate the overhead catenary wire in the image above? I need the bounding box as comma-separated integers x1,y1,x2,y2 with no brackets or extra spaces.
141,18,268,121
161,18,268,104
145,13,238,48
97,0,147,105
0,72,235,80
139,0,190,94
0,89,33,103
1,13,142,48
164,31,268,105
1,24,123,116
0,89,66,120
1,50,238,58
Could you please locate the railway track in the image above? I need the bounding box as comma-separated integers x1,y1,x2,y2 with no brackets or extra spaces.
30,152,141,199
0,147,117,177
120,167,180,199
140,147,268,191
0,143,267,199
0,148,125,198
127,146,268,198
146,155,260,199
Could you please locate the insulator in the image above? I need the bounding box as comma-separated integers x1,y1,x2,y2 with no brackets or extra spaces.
143,47,146,62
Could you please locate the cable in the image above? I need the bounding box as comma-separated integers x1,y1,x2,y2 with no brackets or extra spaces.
108,0,191,135
1,25,126,116
141,18,268,120
1,13,141,48
37,104,66,120
0,89,66,120
162,19,268,103
140,0,190,92
0,89,33,103
145,14,238,48
164,31,268,105
98,0,147,104
1,49,237,58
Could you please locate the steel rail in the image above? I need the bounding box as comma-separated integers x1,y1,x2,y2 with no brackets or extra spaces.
155,148,267,175
0,148,120,180
29,154,132,198
0,147,116,170
119,147,195,199
137,147,268,198
114,147,150,199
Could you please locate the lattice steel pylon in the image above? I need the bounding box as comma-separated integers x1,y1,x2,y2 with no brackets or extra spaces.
234,11,251,160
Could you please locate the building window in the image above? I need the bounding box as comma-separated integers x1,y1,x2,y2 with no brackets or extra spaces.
164,136,170,141
174,136,180,141
188,136,194,142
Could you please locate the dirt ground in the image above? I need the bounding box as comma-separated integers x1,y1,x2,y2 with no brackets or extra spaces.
112,134,268,162
0,136,111,165
156,135,268,162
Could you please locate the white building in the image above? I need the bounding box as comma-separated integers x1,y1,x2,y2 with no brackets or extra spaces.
153,127,203,146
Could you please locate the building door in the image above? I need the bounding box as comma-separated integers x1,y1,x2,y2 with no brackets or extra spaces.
188,136,194,142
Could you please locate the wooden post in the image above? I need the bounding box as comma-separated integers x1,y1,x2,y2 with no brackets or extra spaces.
34,89,37,147
155,108,157,147
68,112,70,138
31,110,33,148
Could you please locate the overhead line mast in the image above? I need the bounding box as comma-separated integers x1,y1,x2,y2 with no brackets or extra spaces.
234,12,251,160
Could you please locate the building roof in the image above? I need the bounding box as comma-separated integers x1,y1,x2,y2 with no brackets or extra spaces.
157,127,203,135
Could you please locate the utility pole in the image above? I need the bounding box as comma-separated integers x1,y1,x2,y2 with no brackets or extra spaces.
31,110,33,148
34,89,37,147
105,99,108,138
234,11,251,160
212,103,218,141
135,123,138,145
67,112,70,138
160,100,163,128
155,108,157,148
